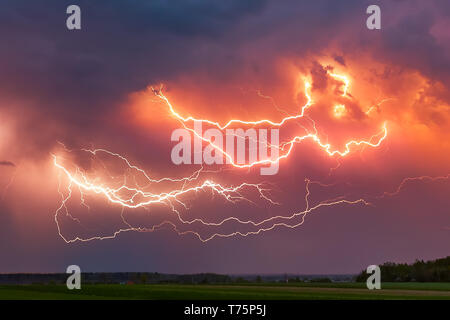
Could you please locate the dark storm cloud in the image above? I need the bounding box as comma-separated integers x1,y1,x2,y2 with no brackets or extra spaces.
2,0,449,118
0,0,270,152
333,55,346,66
380,10,450,82
1,0,449,159
0,0,366,110
0,0,270,159
0,0,449,275
0,0,366,161
0,0,268,112
1,1,449,134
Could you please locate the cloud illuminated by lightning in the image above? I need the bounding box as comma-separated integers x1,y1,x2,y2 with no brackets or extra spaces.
51,71,415,243
151,73,388,168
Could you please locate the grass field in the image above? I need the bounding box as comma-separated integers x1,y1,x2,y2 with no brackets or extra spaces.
0,282,449,300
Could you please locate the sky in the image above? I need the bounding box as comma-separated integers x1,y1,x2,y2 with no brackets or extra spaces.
0,0,449,274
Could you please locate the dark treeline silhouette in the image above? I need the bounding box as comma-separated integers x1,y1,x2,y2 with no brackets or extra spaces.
0,272,232,285
356,256,450,282
0,272,350,285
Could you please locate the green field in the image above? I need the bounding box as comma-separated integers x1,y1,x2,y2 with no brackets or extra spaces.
0,282,449,300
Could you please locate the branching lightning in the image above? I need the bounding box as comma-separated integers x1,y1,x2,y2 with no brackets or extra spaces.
152,73,388,167
52,71,448,243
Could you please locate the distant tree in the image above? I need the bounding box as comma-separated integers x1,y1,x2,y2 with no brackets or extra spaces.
356,256,450,282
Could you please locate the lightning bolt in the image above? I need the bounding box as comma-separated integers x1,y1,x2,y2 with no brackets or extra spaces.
54,152,371,243
152,73,388,168
378,174,450,198
52,72,401,243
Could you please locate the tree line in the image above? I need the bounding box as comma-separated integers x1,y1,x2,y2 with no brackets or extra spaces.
356,256,450,282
